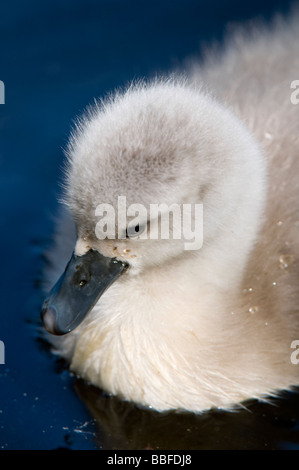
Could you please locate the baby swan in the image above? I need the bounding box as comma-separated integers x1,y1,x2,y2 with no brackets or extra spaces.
42,23,299,413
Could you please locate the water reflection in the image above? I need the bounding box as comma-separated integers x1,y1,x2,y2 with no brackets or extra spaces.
74,379,299,450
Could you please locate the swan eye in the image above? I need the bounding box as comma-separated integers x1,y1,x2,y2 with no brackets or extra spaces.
126,223,145,238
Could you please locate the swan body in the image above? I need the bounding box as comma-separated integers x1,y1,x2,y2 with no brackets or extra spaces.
42,12,299,412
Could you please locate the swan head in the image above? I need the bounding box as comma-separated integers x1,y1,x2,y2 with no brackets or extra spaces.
41,80,266,335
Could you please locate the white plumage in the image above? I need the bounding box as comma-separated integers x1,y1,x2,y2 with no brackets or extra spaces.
43,10,299,412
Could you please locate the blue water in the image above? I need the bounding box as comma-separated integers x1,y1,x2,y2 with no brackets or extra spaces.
0,0,298,450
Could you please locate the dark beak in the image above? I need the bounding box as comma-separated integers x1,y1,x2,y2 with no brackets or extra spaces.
41,250,128,336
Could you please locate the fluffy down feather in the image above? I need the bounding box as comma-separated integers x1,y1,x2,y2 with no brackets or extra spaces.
43,10,299,412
